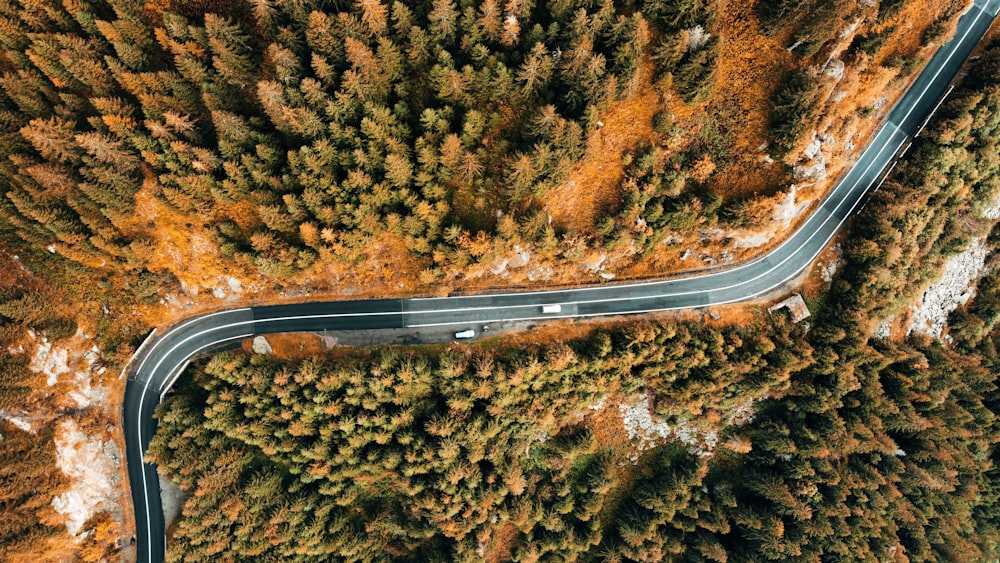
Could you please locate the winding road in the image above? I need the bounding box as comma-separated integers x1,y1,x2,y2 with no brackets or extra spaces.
124,2,1000,560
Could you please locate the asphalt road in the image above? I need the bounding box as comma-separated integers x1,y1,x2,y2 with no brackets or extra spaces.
124,1,1000,560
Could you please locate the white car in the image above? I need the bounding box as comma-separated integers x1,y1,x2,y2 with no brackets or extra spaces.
454,329,476,339
541,304,562,313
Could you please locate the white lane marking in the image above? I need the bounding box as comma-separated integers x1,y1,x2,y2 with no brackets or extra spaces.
411,132,900,324
159,361,190,402
872,159,900,194
136,312,251,563
142,309,402,413
915,84,956,137
895,4,986,130
138,305,401,560
136,307,410,560
133,309,248,382
134,129,908,352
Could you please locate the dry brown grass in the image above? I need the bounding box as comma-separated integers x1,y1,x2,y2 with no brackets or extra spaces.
241,332,330,360
6,540,80,563
583,392,631,451
131,181,238,294
706,0,796,198
542,57,659,234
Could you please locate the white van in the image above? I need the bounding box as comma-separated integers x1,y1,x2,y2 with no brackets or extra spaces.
541,304,562,314
455,329,476,339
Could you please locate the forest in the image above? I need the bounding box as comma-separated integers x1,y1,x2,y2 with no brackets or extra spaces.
0,0,964,291
0,0,993,559
150,40,1000,561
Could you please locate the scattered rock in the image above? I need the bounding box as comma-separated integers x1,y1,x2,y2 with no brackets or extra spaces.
212,286,226,299
226,276,243,293
907,237,990,339
839,18,863,39
489,258,509,275
873,95,888,110
803,136,823,160
526,265,554,281
773,184,803,227
508,245,530,268
981,194,1000,220
824,58,845,81
699,228,723,242
599,271,615,280
820,247,842,283
29,332,106,409
734,233,771,249
756,141,770,152
758,155,774,164
618,393,727,458
1,413,34,433
680,249,694,261
873,321,892,339
820,262,837,283
30,336,67,387
581,253,607,272
793,154,827,181
687,25,711,52
51,419,120,536
708,309,720,320
727,397,761,427
619,393,672,452
588,396,607,411
252,336,273,354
